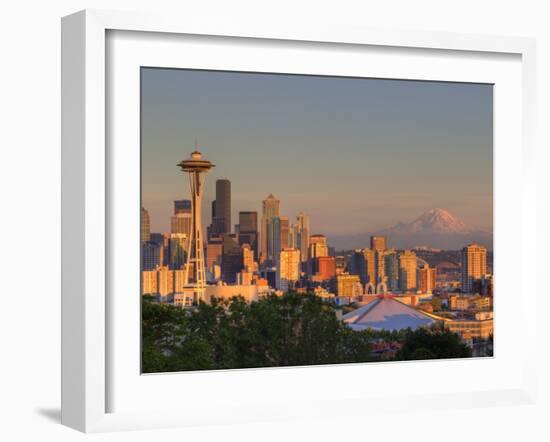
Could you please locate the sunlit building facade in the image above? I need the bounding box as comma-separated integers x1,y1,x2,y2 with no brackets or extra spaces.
277,248,301,291
461,243,487,293
399,250,417,291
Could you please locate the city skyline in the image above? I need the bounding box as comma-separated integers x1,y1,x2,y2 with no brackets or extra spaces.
141,68,493,246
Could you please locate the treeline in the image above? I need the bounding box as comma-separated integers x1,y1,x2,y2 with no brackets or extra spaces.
142,293,471,373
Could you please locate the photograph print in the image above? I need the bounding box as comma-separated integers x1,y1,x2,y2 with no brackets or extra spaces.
140,68,494,373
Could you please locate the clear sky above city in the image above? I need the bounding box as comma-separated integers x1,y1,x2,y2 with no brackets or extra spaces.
141,68,493,247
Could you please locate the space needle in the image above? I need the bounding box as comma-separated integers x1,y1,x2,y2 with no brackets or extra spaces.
177,145,215,304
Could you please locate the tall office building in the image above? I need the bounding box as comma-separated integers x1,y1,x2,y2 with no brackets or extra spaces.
171,199,192,236
399,250,417,292
142,240,163,271
336,273,361,297
418,265,437,294
238,211,258,259
277,248,301,291
206,237,223,275
207,179,231,239
174,199,192,214
242,243,255,272
168,233,187,270
362,248,376,284
311,256,336,281
279,216,289,250
141,207,150,242
370,236,387,283
271,216,282,261
215,179,231,234
309,234,329,258
291,213,310,263
370,235,387,252
384,250,399,292
221,234,243,284
461,244,487,293
261,194,280,264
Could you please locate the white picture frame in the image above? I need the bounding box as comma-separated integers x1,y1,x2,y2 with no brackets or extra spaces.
61,9,537,433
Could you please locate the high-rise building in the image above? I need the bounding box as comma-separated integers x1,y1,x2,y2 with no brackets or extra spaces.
418,265,437,294
177,149,215,303
362,248,376,284
311,256,336,281
171,199,192,236
280,216,289,250
384,250,399,292
291,213,310,263
370,235,387,252
221,234,243,284
141,207,150,242
309,234,328,259
174,199,192,214
375,251,386,283
399,250,417,292
271,216,281,262
206,237,223,272
336,273,361,297
461,244,487,293
168,233,187,270
215,179,231,234
242,243,255,273
277,248,301,291
261,194,280,264
238,211,258,259
142,241,163,271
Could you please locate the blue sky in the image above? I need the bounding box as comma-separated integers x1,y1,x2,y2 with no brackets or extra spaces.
141,68,493,245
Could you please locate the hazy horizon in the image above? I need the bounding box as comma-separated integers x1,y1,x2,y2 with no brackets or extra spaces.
141,68,493,249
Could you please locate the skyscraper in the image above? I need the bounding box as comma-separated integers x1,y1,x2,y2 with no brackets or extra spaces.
171,199,192,236
461,244,487,293
242,243,255,272
309,234,329,259
174,199,192,214
292,213,310,263
362,248,376,284
168,233,187,270
238,211,258,259
277,248,301,291
141,207,150,242
261,194,280,264
279,216,289,250
370,235,387,252
418,265,437,294
221,234,243,284
215,179,231,234
384,250,399,292
311,256,336,281
142,240,163,270
177,148,215,303
399,250,417,292
370,236,387,283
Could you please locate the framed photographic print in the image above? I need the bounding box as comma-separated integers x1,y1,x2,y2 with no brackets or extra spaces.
61,9,537,432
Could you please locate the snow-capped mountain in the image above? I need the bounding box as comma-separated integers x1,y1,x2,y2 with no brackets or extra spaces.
389,208,470,235
375,208,492,250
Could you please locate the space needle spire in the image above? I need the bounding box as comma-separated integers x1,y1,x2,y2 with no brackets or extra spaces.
177,145,215,304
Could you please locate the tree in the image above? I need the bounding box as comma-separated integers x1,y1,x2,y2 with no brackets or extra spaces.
396,327,471,360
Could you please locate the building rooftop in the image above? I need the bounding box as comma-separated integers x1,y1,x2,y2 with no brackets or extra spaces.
343,295,444,331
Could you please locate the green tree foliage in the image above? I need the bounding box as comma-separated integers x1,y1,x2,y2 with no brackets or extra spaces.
142,292,375,372
396,326,472,360
142,293,473,373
